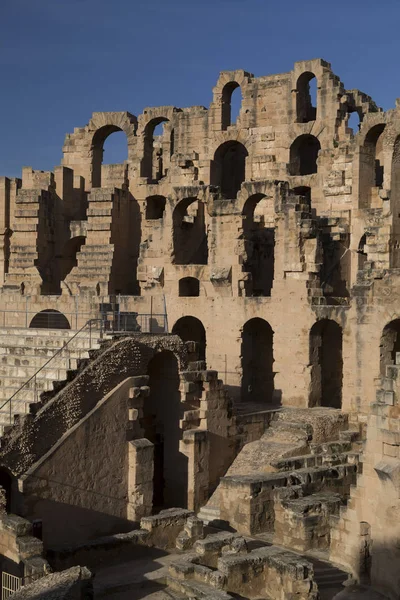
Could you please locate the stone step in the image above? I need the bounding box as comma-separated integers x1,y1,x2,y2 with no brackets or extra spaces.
0,376,56,390
0,355,80,369
0,385,52,403
0,336,99,349
197,506,221,525
270,450,359,472
0,328,79,338
309,441,352,455
0,347,90,359
0,364,70,380
167,575,233,599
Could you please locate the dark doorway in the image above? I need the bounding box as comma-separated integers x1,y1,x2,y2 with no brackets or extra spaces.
309,319,343,408
241,318,275,404
289,134,321,176
172,316,206,362
145,351,187,509
296,72,317,123
172,198,208,265
179,277,200,297
211,141,248,199
380,320,400,376
0,469,12,512
242,194,275,296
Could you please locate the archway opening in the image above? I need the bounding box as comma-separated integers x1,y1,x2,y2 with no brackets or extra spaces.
211,141,248,199
172,316,206,362
359,124,386,208
380,320,400,376
141,118,171,182
145,351,187,510
173,198,208,265
222,82,242,130
179,277,200,297
146,195,166,220
289,134,321,176
348,111,361,135
321,234,350,298
92,126,127,188
309,319,343,408
29,310,71,330
242,194,275,296
241,318,274,404
296,72,317,123
0,469,12,513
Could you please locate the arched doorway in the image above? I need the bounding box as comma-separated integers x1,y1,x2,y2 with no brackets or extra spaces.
289,134,321,176
211,141,248,199
141,118,172,182
380,319,400,376
309,319,343,408
241,318,274,404
242,194,275,296
29,310,71,330
145,351,187,509
172,317,206,362
172,198,208,265
92,126,128,188
296,72,317,123
221,82,242,129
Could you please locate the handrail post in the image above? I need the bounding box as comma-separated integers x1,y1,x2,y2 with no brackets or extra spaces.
89,320,92,348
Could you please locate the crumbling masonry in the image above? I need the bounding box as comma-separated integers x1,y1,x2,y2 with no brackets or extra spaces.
0,58,398,599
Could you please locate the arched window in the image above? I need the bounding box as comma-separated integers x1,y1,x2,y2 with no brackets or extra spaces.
296,72,317,123
211,141,248,199
309,319,343,408
390,136,400,267
146,195,166,220
172,316,206,361
242,194,275,296
321,234,350,298
141,118,171,182
359,124,386,208
179,277,200,297
92,126,128,188
289,135,321,176
348,111,361,135
241,318,275,405
145,351,187,509
222,82,242,130
173,198,208,265
380,320,400,376
29,310,71,330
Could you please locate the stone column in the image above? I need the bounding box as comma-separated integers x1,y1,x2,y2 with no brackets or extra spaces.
127,438,154,521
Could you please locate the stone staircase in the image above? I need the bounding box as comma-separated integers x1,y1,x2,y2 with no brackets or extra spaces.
0,327,103,434
198,407,362,559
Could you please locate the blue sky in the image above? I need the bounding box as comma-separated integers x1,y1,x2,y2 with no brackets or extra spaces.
0,0,399,177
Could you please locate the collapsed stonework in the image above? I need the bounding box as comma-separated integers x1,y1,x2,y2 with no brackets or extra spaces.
0,58,398,598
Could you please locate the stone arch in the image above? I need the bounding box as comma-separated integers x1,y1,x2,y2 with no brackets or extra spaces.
380,319,400,376
359,123,386,208
289,134,321,176
172,316,206,362
241,318,275,404
179,277,200,297
146,195,166,220
358,234,368,271
221,81,242,130
140,117,171,181
172,198,208,265
309,319,343,408
145,350,188,509
211,141,248,199
296,72,317,123
390,135,400,267
29,310,71,330
241,194,275,296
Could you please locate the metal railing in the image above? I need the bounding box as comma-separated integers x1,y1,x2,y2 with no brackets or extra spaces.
2,572,23,599
0,319,103,426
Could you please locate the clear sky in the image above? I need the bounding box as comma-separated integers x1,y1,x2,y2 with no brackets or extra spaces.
0,0,399,177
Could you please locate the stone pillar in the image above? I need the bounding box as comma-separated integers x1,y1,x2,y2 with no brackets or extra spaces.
181,429,209,512
127,438,154,521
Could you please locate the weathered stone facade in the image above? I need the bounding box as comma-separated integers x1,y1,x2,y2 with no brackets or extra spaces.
0,58,399,599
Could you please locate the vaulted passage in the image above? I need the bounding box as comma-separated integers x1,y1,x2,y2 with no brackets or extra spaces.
172,316,206,362
241,318,274,404
145,351,187,510
242,194,275,296
309,319,343,408
173,198,208,265
380,319,400,376
359,124,386,208
211,141,248,199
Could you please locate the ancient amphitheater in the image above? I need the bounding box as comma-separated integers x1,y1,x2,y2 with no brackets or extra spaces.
0,58,397,599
